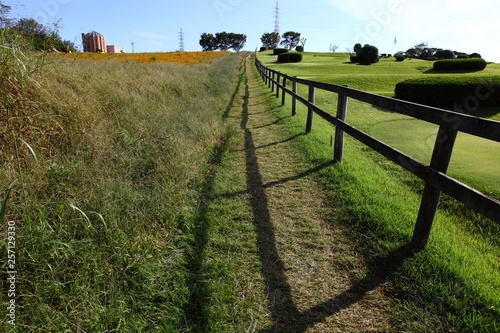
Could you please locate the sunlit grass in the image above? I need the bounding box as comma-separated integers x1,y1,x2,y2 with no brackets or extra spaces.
258,52,500,332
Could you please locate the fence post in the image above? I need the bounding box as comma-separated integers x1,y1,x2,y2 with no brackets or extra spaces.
411,126,458,249
271,71,275,93
276,73,280,98
281,77,287,105
267,68,270,88
292,77,297,116
334,89,349,163
306,85,315,134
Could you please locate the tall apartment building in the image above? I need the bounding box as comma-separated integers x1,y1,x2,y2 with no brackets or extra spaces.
82,31,107,52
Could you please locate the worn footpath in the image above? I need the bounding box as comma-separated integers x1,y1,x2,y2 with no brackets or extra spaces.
202,54,397,332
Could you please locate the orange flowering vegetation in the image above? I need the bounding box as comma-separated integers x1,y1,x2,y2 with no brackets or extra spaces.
55,51,231,65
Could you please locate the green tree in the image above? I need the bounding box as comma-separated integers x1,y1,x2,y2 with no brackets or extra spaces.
434,49,455,59
199,33,217,51
0,1,12,27
260,32,280,49
229,33,246,52
280,31,300,50
215,32,232,51
10,18,75,52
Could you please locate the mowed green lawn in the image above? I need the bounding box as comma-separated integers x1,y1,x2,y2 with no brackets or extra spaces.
259,52,500,194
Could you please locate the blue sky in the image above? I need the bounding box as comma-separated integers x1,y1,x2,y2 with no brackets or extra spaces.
5,0,500,62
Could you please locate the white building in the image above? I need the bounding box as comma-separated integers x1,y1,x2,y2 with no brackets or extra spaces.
107,45,125,53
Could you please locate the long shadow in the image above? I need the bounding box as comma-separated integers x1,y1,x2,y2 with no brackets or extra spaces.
182,55,249,332
240,61,302,330
182,142,227,332
251,115,293,129
232,133,303,153
242,58,416,332
258,245,416,332
223,55,248,119
212,160,332,202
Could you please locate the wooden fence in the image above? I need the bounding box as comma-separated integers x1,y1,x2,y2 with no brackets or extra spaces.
254,56,500,249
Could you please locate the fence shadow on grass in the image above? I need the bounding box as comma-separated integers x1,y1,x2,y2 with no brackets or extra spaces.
239,57,416,332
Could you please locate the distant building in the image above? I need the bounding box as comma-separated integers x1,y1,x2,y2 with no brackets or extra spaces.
82,31,107,52
107,45,124,53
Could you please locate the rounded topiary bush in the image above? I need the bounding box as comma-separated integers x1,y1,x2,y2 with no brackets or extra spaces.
277,51,303,63
259,47,267,52
295,45,304,52
395,55,405,62
433,58,487,71
273,48,289,55
350,55,358,63
395,76,500,109
357,45,379,65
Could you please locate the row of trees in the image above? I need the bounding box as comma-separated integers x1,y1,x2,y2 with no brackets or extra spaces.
199,32,247,52
1,2,76,52
200,31,305,53
261,31,304,51
397,42,482,60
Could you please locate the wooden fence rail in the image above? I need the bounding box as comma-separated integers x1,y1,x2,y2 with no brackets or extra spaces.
254,56,500,249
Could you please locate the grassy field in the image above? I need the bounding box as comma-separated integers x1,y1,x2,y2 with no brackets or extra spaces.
259,51,500,194
1,31,499,331
0,31,243,332
258,52,500,331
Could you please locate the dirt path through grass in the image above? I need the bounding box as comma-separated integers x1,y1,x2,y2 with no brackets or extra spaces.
203,55,398,332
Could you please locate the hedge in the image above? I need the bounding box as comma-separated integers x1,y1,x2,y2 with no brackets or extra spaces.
433,58,487,71
394,76,500,108
277,52,303,63
273,48,289,55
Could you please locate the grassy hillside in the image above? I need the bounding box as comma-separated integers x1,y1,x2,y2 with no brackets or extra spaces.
259,51,500,194
0,33,243,331
261,51,500,97
257,52,500,332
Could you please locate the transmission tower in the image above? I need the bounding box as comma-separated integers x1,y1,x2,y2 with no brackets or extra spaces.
178,28,185,52
274,1,280,35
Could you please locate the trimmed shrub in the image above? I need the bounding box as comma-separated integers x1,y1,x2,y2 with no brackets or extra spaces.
395,55,405,62
273,48,289,55
434,49,455,59
433,58,487,71
277,51,303,63
395,76,500,109
295,45,304,52
259,46,267,52
350,55,358,63
357,45,379,65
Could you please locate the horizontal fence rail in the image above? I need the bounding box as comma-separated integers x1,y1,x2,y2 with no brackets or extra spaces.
254,55,500,249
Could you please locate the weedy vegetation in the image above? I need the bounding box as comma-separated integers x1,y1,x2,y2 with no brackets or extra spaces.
0,27,242,331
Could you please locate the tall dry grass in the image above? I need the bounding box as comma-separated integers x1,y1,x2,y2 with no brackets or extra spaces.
0,29,243,331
